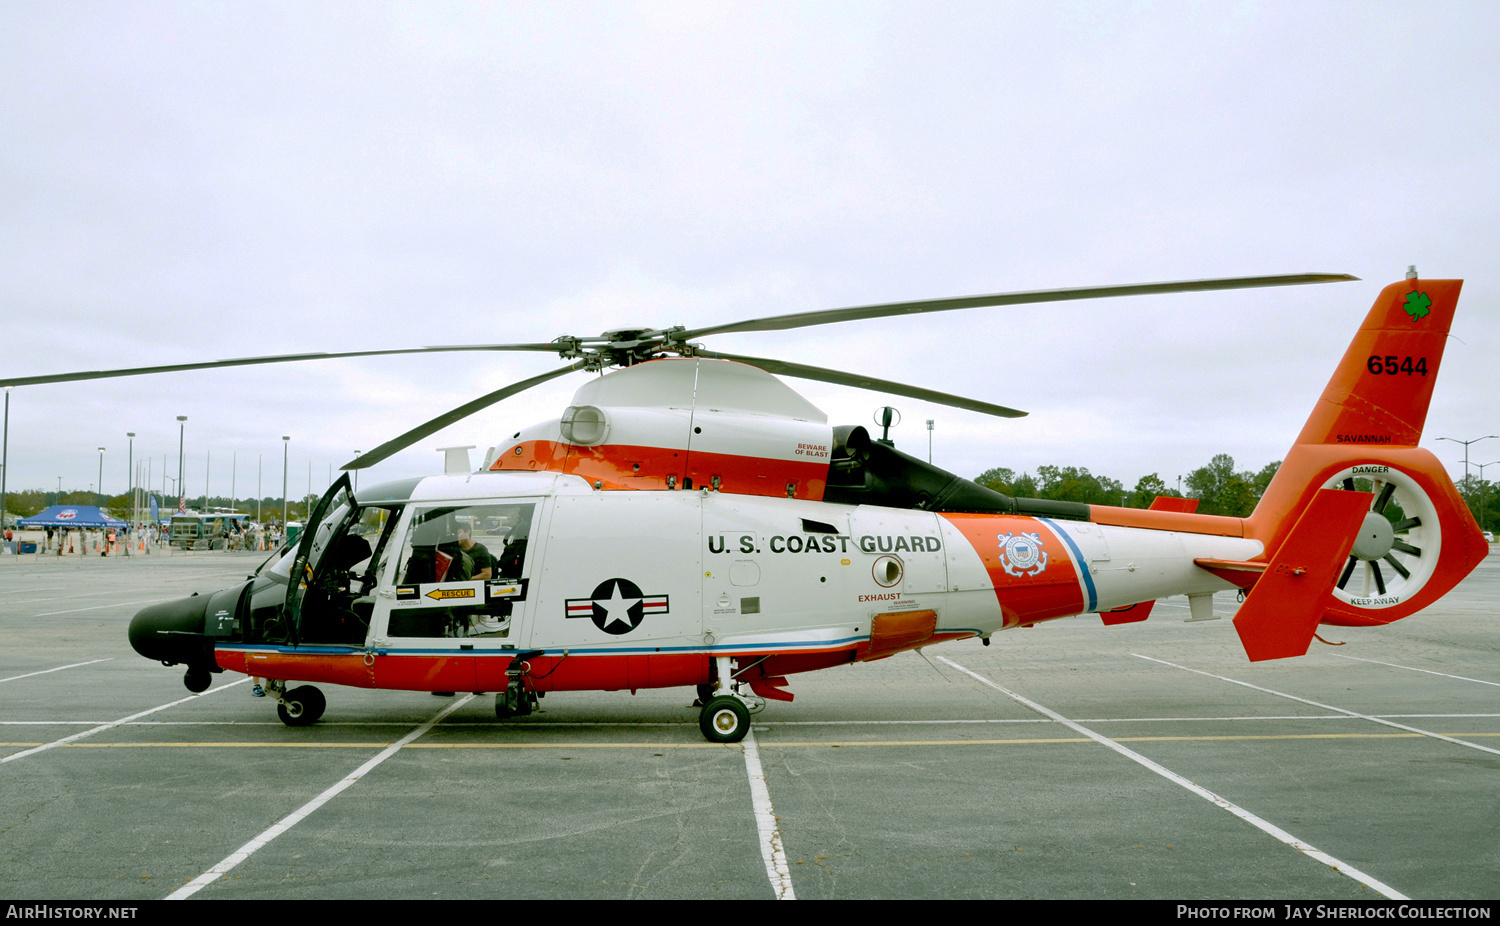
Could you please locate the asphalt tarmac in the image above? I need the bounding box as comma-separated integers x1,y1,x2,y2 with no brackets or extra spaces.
1,546,1496,900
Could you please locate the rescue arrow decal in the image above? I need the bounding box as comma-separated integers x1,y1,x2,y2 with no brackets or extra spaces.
425,588,477,601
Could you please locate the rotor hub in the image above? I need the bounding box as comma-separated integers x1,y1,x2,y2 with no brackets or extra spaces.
1351,510,1394,561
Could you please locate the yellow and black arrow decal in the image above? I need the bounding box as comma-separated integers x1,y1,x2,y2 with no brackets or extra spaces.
426,587,477,601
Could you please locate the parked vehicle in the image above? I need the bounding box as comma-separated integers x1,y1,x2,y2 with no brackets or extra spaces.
169,511,250,549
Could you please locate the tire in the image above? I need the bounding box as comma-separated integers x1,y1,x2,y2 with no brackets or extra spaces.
495,687,532,719
699,695,750,744
277,685,327,726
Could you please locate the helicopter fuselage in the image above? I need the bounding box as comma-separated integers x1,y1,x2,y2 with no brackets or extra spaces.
138,469,1259,701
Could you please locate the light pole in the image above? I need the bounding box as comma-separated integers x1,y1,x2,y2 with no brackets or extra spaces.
97,447,105,505
1476,460,1500,536
1436,435,1499,490
925,420,934,464
1,387,9,539
281,436,290,528
176,416,188,511
126,432,135,528
352,452,360,491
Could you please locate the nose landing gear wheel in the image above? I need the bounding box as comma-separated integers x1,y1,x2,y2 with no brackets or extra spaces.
276,685,327,727
699,695,751,743
494,687,534,719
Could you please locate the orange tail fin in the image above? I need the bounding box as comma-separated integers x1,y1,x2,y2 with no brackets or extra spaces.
1294,278,1462,447
1243,276,1485,644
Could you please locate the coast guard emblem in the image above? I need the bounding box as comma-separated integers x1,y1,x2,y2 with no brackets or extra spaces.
996,532,1048,577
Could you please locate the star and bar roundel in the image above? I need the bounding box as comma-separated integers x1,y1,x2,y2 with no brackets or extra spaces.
565,578,670,635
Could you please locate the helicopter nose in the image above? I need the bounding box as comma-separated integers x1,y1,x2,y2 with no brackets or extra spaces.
128,594,210,665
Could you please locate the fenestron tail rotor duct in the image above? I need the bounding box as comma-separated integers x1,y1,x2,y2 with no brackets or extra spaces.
1325,465,1442,611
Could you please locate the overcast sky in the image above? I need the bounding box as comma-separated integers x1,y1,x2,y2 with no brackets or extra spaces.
3,1,1497,505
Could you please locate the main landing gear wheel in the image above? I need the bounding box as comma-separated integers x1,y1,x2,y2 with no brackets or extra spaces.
699,696,751,743
276,685,327,727
1326,465,1442,611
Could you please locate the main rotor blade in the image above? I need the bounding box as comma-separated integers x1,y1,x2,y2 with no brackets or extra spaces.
341,360,589,471
707,351,1026,419
677,273,1359,341
0,343,559,389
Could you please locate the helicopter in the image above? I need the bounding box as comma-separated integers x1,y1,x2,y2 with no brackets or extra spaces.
7,271,1487,743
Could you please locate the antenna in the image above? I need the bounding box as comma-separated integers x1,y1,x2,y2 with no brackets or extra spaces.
437,446,476,475
873,406,901,447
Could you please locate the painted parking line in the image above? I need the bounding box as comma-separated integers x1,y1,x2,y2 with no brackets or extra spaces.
1331,653,1500,688
35,597,175,617
4,712,1499,730
0,658,112,683
743,729,795,900
1135,654,1500,758
937,655,1408,901
8,731,1500,751
0,678,248,765
166,695,476,900
765,712,1500,725
13,592,122,604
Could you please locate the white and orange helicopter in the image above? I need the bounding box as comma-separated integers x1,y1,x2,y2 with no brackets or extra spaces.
9,270,1486,742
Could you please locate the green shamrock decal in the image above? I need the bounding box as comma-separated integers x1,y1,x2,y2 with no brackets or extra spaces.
1404,291,1431,321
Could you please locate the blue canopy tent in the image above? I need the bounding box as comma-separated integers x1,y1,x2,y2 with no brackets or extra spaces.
17,506,129,529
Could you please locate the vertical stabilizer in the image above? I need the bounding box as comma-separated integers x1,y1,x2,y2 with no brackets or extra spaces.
1242,276,1485,642
1294,278,1462,448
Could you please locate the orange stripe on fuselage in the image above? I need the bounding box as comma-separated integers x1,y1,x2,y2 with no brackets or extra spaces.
491,439,829,500
941,513,1087,627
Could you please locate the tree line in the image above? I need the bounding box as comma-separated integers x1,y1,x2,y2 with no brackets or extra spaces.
976,453,1499,534
975,454,1281,518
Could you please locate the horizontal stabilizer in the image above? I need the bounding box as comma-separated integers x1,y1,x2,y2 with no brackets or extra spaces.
1233,489,1371,661
1194,558,1267,590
